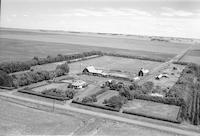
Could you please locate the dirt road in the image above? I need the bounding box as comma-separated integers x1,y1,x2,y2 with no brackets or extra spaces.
138,45,193,85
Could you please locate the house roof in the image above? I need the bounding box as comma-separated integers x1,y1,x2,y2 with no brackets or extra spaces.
149,93,163,97
72,80,86,86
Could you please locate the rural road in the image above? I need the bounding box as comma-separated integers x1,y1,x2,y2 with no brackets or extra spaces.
0,92,199,136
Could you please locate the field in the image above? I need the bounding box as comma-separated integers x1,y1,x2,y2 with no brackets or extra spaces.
31,61,67,72
0,99,179,136
31,82,69,93
0,99,83,135
0,29,191,54
123,99,180,122
75,84,101,100
96,121,180,136
69,56,162,75
96,90,119,104
179,50,200,65
1,28,188,63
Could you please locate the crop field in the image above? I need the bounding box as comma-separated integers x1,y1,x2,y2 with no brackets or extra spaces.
179,50,200,65
69,56,162,74
97,121,180,136
1,30,181,62
123,99,180,122
0,99,179,136
0,99,83,135
0,29,191,54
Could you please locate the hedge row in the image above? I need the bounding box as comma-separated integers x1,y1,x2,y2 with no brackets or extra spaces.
104,52,166,62
168,63,200,125
172,61,190,66
123,110,181,123
11,63,69,87
72,100,120,112
133,93,185,106
42,88,75,99
0,51,103,74
18,89,71,101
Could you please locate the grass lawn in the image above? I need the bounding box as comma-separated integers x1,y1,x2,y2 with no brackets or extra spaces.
123,99,180,122
31,82,69,93
75,84,101,100
69,56,162,75
96,90,119,104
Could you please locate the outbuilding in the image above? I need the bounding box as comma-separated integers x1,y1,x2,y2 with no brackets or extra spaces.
82,66,103,74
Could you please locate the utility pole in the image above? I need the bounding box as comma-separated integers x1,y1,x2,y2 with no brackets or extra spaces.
52,99,55,112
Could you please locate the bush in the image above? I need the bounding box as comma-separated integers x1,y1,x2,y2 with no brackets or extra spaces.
82,96,97,103
65,89,75,99
129,82,140,90
42,88,75,99
0,70,14,87
104,95,127,109
56,62,69,73
12,70,51,87
119,86,133,100
140,81,154,94
168,64,200,125
133,93,184,106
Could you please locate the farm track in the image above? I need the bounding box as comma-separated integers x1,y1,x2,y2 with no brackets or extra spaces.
0,91,200,136
138,45,194,85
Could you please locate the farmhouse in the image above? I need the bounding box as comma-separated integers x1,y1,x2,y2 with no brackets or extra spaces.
71,80,87,89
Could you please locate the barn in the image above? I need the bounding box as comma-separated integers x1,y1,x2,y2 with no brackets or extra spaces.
82,66,103,74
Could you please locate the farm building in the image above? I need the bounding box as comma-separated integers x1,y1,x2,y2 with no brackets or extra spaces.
138,68,149,77
71,80,87,89
82,66,107,76
82,66,102,74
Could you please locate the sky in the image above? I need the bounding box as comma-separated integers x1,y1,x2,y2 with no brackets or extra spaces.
1,0,200,38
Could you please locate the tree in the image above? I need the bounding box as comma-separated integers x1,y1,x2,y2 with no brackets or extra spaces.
119,86,133,100
65,89,75,99
56,62,69,73
105,95,127,109
0,70,14,87
82,96,97,103
129,82,140,90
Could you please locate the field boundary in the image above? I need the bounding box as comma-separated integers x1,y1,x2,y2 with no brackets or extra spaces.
72,100,120,112
18,89,71,101
104,52,166,62
0,86,15,90
123,109,181,124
